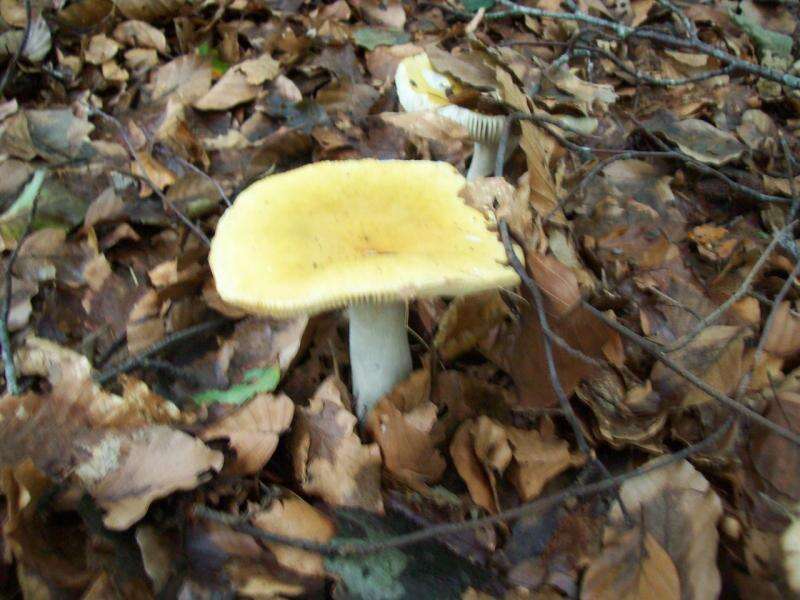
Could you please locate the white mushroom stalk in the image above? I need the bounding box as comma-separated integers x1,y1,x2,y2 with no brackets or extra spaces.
348,302,412,421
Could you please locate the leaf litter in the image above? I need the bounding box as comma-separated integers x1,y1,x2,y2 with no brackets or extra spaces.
1,0,800,597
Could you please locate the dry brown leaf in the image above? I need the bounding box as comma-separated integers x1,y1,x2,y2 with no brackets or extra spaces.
381,110,469,142
450,416,511,513
495,68,560,223
506,421,585,500
606,459,723,599
426,45,495,89
292,376,383,512
366,370,445,488
251,493,336,578
74,425,223,529
644,110,746,166
548,66,618,112
113,0,183,21
194,54,280,111
85,33,119,65
113,20,167,53
763,301,800,358
434,291,510,361
651,325,748,409
201,393,294,475
135,525,175,593
149,54,212,104
581,528,681,600
749,367,800,500
15,336,179,427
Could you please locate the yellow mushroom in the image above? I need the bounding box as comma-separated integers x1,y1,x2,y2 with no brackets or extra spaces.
210,159,519,420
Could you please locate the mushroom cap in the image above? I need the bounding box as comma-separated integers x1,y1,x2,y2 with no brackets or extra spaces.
210,159,519,318
395,53,505,144
395,52,461,112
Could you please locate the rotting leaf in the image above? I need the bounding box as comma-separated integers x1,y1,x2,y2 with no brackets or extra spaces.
74,425,223,530
193,366,280,406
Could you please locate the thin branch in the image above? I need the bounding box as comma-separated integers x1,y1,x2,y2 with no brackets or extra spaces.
1,169,45,395
0,0,32,97
665,223,790,352
493,0,800,89
194,417,731,556
581,301,800,446
95,317,229,384
154,146,232,207
655,0,698,39
736,256,800,401
90,108,211,246
498,219,625,518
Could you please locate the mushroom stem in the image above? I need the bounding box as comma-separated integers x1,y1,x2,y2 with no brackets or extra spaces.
348,301,412,422
466,142,499,181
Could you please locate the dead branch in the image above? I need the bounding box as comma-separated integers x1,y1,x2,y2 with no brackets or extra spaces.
95,317,229,385
494,0,800,89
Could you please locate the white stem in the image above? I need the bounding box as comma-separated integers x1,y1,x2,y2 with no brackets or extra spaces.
466,142,499,181
348,302,412,422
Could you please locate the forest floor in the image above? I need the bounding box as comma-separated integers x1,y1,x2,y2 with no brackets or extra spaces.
2,0,800,598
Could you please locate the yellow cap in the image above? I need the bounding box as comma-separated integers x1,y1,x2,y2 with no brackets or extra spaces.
209,160,519,317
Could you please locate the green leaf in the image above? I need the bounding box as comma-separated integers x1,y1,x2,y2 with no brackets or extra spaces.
192,366,280,406
462,0,494,12
353,28,410,51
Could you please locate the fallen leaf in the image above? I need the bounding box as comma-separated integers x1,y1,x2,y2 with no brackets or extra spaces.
506,421,585,500
149,54,212,103
112,0,184,22
548,66,618,111
194,366,281,406
194,54,280,111
201,392,294,475
85,33,120,65
605,459,723,599
381,110,469,142
651,325,748,409
251,493,336,578
582,528,681,600
644,110,746,166
113,20,167,53
292,376,384,512
434,291,510,360
763,301,800,358
74,425,223,529
450,417,510,513
353,27,410,51
366,370,446,489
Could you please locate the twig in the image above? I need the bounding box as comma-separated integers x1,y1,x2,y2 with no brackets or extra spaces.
90,108,211,246
154,146,232,207
498,219,626,518
655,0,697,39
0,0,32,97
193,418,732,556
736,256,800,402
1,169,45,395
493,0,800,89
665,224,790,352
581,301,800,446
95,317,229,384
